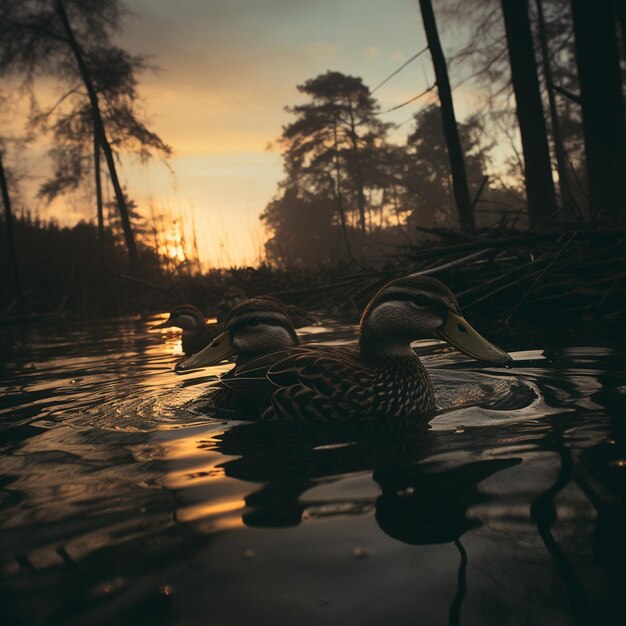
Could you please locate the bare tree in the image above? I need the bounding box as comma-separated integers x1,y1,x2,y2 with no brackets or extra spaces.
0,0,169,272
32,44,171,257
52,0,137,269
418,0,475,233
570,0,626,218
534,0,574,220
501,0,557,226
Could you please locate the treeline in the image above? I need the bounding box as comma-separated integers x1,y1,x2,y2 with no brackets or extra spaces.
0,210,200,315
1,0,626,318
261,0,626,267
0,0,171,301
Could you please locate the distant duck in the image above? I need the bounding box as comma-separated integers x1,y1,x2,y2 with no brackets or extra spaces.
216,288,248,323
216,288,319,328
177,275,510,421
176,296,300,414
156,304,222,355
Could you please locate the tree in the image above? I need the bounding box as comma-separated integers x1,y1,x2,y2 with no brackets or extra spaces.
261,187,339,267
570,0,626,218
32,44,171,253
0,142,21,297
418,0,476,233
0,0,168,271
403,105,518,232
278,71,391,235
534,0,574,220
501,0,557,226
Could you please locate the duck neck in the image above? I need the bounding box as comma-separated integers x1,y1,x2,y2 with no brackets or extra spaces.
359,329,418,367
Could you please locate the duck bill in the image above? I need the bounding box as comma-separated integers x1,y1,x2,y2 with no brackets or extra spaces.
438,312,511,364
154,318,174,329
175,329,235,372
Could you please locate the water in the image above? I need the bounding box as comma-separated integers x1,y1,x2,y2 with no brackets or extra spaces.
1,315,625,625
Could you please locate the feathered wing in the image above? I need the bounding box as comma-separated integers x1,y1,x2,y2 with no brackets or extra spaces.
215,346,374,421
263,347,377,421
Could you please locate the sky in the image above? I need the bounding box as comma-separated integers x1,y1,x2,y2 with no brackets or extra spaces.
11,0,482,267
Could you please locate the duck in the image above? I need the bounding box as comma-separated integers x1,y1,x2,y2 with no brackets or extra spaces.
175,275,511,421
155,304,222,355
176,296,300,414
216,288,319,328
216,288,248,323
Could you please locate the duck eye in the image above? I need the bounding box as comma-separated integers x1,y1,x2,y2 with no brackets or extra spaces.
248,317,261,326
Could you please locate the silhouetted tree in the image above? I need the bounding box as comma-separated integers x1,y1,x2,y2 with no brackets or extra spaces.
279,71,391,234
261,187,339,266
403,105,519,232
31,44,171,252
0,142,21,297
501,0,557,226
418,0,476,233
534,0,574,219
570,0,626,218
0,0,167,271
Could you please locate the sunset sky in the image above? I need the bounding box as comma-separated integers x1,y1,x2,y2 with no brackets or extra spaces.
13,0,482,267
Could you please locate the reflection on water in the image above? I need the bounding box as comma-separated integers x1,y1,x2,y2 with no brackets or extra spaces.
0,316,625,625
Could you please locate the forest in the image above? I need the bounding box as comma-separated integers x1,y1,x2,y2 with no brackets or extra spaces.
1,0,626,325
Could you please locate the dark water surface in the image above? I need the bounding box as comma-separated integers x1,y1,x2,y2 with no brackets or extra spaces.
1,316,625,625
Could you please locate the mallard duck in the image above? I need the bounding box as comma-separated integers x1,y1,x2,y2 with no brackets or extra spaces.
216,288,248,323
216,288,319,328
177,297,299,371
156,304,222,355
177,297,300,414
176,275,510,421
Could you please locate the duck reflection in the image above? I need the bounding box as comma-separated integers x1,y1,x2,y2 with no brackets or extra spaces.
213,420,520,543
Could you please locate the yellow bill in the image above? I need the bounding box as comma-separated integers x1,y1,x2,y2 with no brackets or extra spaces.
175,329,235,372
438,312,511,364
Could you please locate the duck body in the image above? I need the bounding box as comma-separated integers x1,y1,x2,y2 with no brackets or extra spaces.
177,275,510,422
182,322,223,355
227,345,435,421
177,297,300,415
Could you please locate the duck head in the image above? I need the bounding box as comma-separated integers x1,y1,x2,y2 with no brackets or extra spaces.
216,288,248,323
359,275,510,364
156,304,205,334
176,297,298,371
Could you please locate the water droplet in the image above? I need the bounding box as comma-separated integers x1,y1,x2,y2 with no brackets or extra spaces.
70,378,80,384
610,459,626,468
161,584,172,596
606,439,617,445
242,549,256,559
351,547,368,559
455,426,465,434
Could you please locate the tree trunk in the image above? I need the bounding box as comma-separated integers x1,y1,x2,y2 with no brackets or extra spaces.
54,0,139,272
93,127,104,258
418,0,475,234
534,0,574,221
571,0,626,218
501,0,557,227
0,149,22,298
346,100,367,233
332,118,354,265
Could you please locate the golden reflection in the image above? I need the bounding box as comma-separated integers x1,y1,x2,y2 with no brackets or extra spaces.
176,498,246,523
163,466,226,489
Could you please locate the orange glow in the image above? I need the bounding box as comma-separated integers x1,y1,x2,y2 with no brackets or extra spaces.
176,498,246,523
